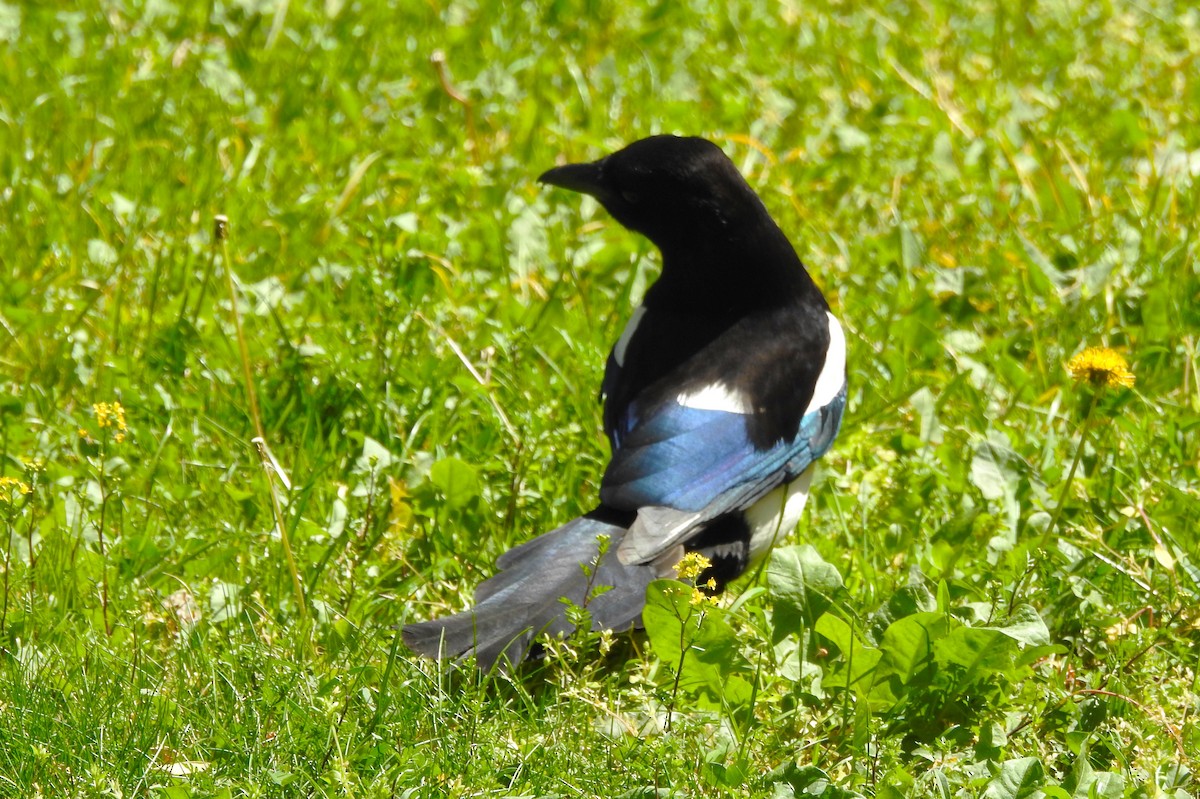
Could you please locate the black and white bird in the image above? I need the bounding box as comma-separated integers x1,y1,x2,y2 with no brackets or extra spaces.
404,135,846,669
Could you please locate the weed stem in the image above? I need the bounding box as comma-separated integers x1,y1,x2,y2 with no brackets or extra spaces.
1043,390,1101,544
217,215,308,621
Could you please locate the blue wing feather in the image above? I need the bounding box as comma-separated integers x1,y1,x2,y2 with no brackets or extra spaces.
601,387,846,516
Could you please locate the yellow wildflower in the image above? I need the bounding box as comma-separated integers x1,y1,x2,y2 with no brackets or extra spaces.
675,552,712,581
0,476,31,504
1066,347,1135,389
94,401,128,442
689,577,720,606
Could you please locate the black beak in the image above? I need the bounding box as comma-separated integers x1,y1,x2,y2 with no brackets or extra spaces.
537,160,610,201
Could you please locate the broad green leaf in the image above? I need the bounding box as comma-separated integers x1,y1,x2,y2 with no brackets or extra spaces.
970,438,1017,501
934,627,1014,679
983,757,1047,799
865,578,936,645
899,222,923,271
983,604,1052,647
355,435,396,473
429,456,480,509
970,435,1021,534
1080,772,1124,799
815,614,883,698
770,763,863,799
1155,764,1193,793
87,238,118,266
931,265,964,299
209,581,243,624
814,613,856,657
909,386,942,444
877,612,956,686
1063,744,1126,799
975,721,1009,761
768,544,844,638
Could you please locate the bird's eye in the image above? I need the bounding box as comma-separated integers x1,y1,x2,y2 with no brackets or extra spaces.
621,190,640,204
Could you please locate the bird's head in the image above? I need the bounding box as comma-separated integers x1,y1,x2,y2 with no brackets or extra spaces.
539,135,767,253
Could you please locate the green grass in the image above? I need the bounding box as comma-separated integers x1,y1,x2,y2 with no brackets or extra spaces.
1,0,1198,795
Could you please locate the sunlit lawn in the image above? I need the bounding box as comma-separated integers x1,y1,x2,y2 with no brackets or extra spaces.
1,0,1197,796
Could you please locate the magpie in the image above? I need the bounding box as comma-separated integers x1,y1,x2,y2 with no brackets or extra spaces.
403,135,846,669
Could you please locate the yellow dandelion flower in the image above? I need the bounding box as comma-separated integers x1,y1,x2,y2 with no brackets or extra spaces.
675,552,712,581
1066,347,1135,389
0,476,31,504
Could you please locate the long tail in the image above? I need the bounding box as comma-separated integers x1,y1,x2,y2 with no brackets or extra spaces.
403,507,657,669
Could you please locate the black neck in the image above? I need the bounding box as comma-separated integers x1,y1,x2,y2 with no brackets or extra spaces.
647,215,825,316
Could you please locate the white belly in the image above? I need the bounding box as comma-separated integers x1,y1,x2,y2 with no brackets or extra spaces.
744,467,815,561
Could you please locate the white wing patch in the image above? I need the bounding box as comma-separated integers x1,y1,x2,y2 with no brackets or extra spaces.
805,313,846,415
677,382,749,413
744,467,814,561
613,305,647,367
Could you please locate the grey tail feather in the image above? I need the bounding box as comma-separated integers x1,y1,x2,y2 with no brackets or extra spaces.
402,508,655,670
